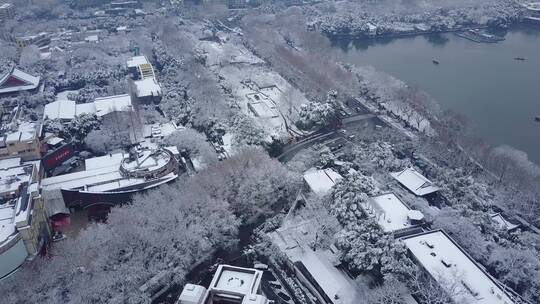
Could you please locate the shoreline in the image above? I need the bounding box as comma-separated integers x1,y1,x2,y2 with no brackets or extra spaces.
325,24,489,41
332,25,540,166
321,21,540,44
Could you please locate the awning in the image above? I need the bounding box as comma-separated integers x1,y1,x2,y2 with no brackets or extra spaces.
42,188,70,217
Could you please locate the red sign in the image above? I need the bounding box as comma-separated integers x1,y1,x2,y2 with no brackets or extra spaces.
42,144,74,170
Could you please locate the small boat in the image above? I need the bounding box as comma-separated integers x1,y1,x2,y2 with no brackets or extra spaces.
535,116,540,122
432,59,440,65
514,57,526,61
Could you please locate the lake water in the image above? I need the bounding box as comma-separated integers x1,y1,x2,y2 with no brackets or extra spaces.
335,27,540,164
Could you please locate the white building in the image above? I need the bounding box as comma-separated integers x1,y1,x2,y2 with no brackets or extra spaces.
0,158,50,279
177,264,268,304
127,55,162,103
390,167,439,196
0,121,42,161
363,193,424,236
303,168,342,196
84,35,99,43
132,78,162,103
43,94,134,122
43,99,77,121
402,230,518,304
93,94,133,116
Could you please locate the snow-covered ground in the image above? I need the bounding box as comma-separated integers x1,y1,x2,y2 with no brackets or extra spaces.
198,39,310,141
219,63,307,138
198,40,264,67
54,89,79,101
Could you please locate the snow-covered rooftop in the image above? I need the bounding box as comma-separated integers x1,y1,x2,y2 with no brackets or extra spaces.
43,100,76,120
1,121,38,145
0,161,36,247
403,230,516,304
0,204,16,244
42,165,176,194
364,193,422,233
126,56,149,68
303,168,342,196
390,168,439,196
44,95,132,121
211,266,261,295
134,78,161,98
269,221,360,304
46,136,64,146
248,101,278,118
42,149,176,194
41,165,119,190
491,213,519,231
178,284,206,304
93,94,132,117
0,157,22,169
185,264,267,304
84,153,126,171
0,163,33,198
84,35,99,43
75,102,97,116
0,68,40,94
121,150,171,173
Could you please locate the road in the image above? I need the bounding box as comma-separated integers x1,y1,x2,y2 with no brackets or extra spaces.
277,110,383,163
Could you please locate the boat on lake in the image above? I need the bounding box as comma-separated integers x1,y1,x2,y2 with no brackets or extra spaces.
432,59,440,65
514,57,526,61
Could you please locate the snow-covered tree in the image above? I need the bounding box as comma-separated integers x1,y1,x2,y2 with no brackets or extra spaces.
297,195,340,252
351,141,411,173
85,128,130,155
296,99,337,130
432,208,491,263
190,148,301,222
165,129,218,165
329,171,379,223
363,278,408,304
230,114,267,147
486,145,540,187
408,269,464,304
19,45,41,67
318,146,336,168
336,218,415,281
0,148,301,302
435,168,493,211
65,113,101,144
489,247,540,303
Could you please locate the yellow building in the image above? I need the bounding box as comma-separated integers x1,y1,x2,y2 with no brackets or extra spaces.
0,121,42,161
